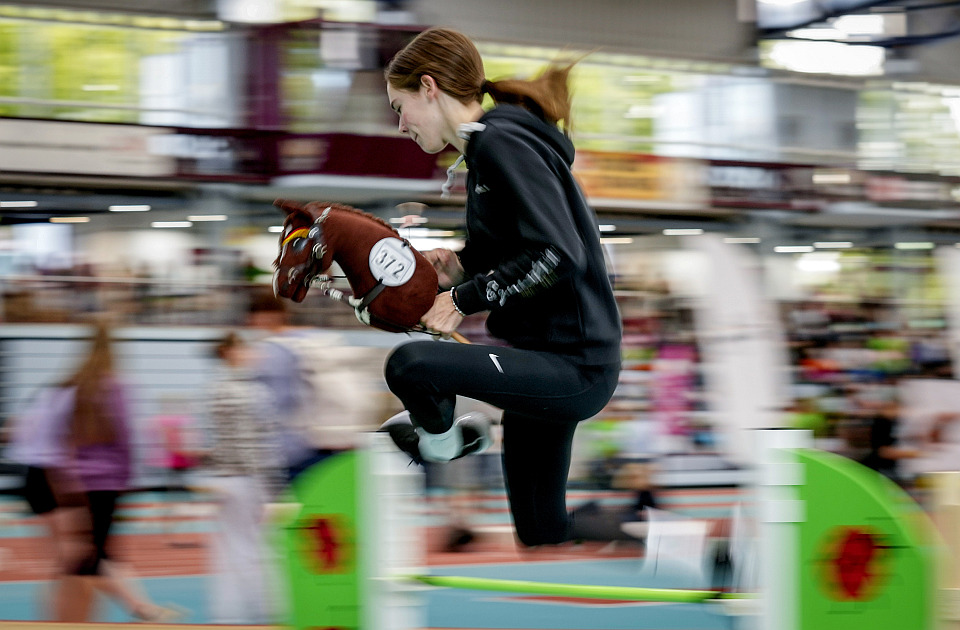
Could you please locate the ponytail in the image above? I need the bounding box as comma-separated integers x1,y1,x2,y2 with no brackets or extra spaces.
483,63,576,133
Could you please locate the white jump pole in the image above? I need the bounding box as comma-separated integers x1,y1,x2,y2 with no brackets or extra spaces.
754,428,812,630
361,432,427,630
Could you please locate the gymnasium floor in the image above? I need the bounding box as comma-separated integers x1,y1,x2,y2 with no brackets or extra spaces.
0,487,741,630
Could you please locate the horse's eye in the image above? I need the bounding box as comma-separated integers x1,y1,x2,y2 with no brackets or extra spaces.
291,238,308,253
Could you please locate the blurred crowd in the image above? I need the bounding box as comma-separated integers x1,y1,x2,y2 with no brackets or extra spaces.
0,288,396,623
1,265,960,618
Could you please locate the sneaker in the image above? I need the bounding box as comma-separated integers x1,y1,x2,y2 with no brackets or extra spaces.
453,412,493,459
378,411,424,465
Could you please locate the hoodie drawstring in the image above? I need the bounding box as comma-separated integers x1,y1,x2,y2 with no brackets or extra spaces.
440,122,487,199
441,154,465,199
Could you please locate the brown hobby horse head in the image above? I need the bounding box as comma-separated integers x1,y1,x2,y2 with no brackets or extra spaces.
272,198,439,333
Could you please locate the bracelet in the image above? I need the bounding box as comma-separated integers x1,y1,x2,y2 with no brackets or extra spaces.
450,287,467,317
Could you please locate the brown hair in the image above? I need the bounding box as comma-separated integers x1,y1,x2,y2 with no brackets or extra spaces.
62,320,118,447
213,331,242,361
385,27,575,132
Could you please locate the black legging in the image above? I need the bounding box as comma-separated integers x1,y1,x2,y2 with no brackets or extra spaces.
384,340,619,546
72,490,119,575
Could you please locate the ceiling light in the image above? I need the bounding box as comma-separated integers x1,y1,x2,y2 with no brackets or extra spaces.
151,221,192,228
894,242,934,250
50,216,90,223
598,224,617,232
187,215,227,222
812,172,851,185
814,241,853,249
774,245,814,253
796,256,841,273
601,237,634,245
787,27,845,41
765,40,885,77
724,237,761,244
110,205,151,212
663,228,703,236
833,14,886,37
0,201,38,208
268,225,284,233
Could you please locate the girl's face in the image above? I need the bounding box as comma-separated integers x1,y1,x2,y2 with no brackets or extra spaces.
387,79,448,154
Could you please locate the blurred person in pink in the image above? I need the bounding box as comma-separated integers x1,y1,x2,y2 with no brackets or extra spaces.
51,320,177,622
148,395,202,542
156,399,200,482
206,331,284,624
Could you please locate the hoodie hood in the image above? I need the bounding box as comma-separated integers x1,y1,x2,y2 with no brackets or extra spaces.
472,104,576,165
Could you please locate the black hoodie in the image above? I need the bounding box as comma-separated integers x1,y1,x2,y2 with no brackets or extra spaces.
452,104,622,366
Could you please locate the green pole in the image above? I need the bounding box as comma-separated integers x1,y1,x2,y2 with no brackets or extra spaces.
405,574,749,603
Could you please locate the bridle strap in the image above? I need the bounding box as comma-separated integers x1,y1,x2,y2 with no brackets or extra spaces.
281,228,311,248
355,280,387,311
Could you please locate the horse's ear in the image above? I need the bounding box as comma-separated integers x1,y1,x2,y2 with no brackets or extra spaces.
273,198,304,215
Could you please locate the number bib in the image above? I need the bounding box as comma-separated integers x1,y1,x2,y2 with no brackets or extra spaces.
368,238,416,287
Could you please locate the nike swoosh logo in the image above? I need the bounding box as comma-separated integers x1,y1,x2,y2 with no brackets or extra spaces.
488,353,503,374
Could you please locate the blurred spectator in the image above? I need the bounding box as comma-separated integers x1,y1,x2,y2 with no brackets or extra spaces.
148,395,202,544
786,397,828,436
240,257,272,284
245,288,330,482
3,384,75,617
567,460,659,542
131,264,153,323
617,461,660,521
206,331,283,624
908,411,960,475
51,319,177,622
844,383,921,484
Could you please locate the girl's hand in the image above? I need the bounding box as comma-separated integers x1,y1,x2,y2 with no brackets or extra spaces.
422,248,465,289
421,291,463,338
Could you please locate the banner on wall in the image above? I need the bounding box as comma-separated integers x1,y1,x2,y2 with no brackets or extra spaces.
573,151,707,205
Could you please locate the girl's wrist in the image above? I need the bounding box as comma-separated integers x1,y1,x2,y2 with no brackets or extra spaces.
450,287,467,317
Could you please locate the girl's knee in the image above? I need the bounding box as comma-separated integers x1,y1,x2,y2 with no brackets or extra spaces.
384,343,427,391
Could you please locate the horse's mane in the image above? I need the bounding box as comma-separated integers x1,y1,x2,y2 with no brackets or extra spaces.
273,201,400,269
320,202,399,234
